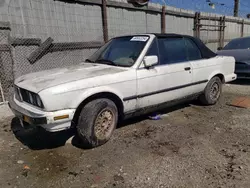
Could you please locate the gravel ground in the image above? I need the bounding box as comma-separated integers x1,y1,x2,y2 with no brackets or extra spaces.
0,81,250,188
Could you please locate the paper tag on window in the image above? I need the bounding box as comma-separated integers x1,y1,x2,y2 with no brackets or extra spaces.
130,36,149,42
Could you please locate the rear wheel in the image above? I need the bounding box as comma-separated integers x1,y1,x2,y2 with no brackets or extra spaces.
77,98,118,148
199,76,222,105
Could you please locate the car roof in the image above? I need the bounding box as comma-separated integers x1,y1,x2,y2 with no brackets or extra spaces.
229,36,250,42
113,33,192,39
152,33,186,37
111,33,217,59
152,33,200,41
235,36,250,39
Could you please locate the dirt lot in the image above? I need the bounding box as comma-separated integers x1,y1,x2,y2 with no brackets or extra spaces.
1,81,250,188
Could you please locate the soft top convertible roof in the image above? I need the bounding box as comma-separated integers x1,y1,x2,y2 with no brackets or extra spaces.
153,33,217,59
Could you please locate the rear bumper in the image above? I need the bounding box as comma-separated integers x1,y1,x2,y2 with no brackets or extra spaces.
224,73,237,83
8,96,76,132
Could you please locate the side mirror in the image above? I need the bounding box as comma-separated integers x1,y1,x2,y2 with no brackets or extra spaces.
143,56,158,68
217,47,222,51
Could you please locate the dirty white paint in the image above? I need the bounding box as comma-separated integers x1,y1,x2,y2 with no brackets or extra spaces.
10,34,236,132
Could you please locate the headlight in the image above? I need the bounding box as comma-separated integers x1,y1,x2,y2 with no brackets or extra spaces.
28,92,44,108
28,92,34,104
36,95,43,108
17,86,44,108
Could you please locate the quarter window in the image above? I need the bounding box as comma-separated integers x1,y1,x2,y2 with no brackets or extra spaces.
184,38,202,61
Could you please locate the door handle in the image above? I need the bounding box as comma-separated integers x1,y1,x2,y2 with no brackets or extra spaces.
184,67,191,71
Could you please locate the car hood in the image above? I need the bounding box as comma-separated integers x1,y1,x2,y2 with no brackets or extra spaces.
15,63,127,93
217,49,250,63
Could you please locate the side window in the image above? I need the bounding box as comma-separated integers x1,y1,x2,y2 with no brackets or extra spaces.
146,39,159,57
184,38,202,61
158,37,188,64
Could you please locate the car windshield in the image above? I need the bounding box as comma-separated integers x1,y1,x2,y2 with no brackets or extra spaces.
86,36,149,67
223,38,250,50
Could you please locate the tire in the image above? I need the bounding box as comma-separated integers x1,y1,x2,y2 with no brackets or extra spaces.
199,76,222,105
77,98,118,148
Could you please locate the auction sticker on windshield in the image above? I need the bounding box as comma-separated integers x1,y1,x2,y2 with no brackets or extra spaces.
130,36,149,42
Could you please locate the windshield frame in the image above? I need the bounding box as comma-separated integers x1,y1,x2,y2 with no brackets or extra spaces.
86,35,153,68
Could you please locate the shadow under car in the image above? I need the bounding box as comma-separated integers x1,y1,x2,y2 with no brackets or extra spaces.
11,101,193,150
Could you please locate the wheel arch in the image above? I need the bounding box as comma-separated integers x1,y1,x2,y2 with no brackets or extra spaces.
208,72,225,83
72,92,124,126
215,73,225,83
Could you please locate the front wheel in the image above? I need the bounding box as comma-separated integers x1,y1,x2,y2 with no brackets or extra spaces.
77,98,118,148
199,76,222,105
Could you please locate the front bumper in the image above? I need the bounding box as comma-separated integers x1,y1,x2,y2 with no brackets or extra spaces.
8,96,76,132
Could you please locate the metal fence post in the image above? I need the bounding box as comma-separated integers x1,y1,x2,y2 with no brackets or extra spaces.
102,0,108,43
197,13,201,39
194,12,200,38
219,16,225,48
161,6,166,33
219,17,223,48
241,19,244,37
194,12,198,37
222,16,225,48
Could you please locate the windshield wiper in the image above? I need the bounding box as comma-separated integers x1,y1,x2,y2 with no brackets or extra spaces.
85,58,95,63
95,59,117,66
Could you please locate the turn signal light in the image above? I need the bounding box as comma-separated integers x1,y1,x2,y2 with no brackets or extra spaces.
54,115,69,121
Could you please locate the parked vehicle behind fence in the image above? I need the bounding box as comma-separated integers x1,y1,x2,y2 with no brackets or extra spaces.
9,33,236,148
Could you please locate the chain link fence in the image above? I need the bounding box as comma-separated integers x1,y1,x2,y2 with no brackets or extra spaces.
0,25,102,103
11,41,99,79
0,27,13,104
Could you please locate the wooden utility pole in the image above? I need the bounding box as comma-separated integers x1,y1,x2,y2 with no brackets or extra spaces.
234,0,239,17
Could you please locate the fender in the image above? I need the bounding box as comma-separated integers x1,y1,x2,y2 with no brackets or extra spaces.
207,70,224,82
69,86,125,109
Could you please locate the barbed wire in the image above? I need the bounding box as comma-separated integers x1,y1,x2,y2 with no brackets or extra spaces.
240,1,250,9
151,0,250,18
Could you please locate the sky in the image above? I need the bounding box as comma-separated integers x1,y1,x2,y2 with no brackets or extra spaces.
150,0,250,18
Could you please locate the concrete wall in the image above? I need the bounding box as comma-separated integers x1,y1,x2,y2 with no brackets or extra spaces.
199,13,219,52
0,0,103,42
244,24,250,37
224,16,242,40
1,0,250,101
107,2,162,38
1,0,250,77
107,7,146,38
0,0,249,48
165,7,194,36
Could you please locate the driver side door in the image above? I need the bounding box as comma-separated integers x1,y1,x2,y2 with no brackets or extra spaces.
136,37,193,109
